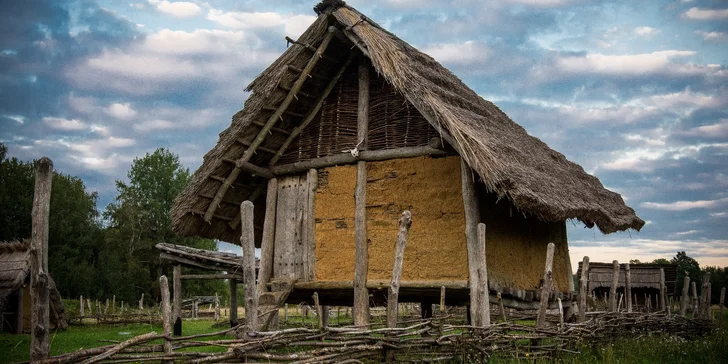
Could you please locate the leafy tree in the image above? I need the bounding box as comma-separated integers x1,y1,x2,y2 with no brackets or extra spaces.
102,148,223,302
702,266,727,305
629,259,642,264
0,142,7,161
652,258,671,264
671,251,702,296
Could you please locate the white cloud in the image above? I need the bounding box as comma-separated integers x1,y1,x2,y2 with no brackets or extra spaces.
695,31,727,42
681,119,728,139
641,197,728,211
684,7,728,20
151,0,201,18
504,0,574,7
634,26,661,38
555,50,695,75
422,41,490,65
144,29,255,55
207,9,316,37
133,119,175,132
43,117,87,131
105,103,137,120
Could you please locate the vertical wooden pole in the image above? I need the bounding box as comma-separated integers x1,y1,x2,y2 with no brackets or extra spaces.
477,223,490,327
241,201,258,331
578,256,589,322
16,288,24,334
353,56,370,327
557,298,564,326
258,178,278,298
284,304,288,323
80,295,84,317
313,292,323,329
610,260,619,312
303,169,317,281
387,211,412,328
461,159,481,327
680,275,690,317
229,280,238,327
440,286,446,312
536,243,555,328
497,292,507,322
719,287,725,328
214,293,220,321
321,306,329,328
139,293,144,310
104,299,109,317
625,263,632,313
692,281,699,316
30,157,52,362
706,283,712,320
159,276,172,364
659,268,666,311
173,264,182,336
112,295,116,315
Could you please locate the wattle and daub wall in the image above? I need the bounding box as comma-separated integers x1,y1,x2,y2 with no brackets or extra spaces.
312,155,571,292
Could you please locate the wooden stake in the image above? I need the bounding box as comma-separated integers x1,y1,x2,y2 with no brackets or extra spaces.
139,293,144,310
461,159,481,327
229,280,238,327
257,178,278,298
214,293,220,321
692,281,699,316
610,260,619,312
659,268,666,311
557,298,564,326
439,286,446,312
30,157,52,362
497,292,507,322
625,263,632,313
80,295,84,317
578,256,589,322
706,283,712,320
719,287,725,328
313,292,323,329
477,223,490,327
112,295,116,315
679,275,690,317
159,276,172,363
386,211,412,328
699,272,710,318
353,56,370,327
173,264,182,336
241,201,258,331
536,242,555,329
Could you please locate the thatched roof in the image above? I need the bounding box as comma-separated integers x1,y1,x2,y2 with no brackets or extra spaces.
0,241,68,329
171,0,644,244
576,262,677,294
156,243,257,277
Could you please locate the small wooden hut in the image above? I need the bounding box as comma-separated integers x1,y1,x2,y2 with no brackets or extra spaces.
171,0,643,315
0,242,67,333
576,262,677,304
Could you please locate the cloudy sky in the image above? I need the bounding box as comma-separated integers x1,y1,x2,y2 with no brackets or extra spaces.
1,0,726,268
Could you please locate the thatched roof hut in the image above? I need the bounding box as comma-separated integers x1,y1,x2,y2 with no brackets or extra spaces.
169,0,643,311
0,241,68,333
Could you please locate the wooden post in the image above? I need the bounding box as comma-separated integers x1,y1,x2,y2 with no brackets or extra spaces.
173,264,182,336
104,299,109,317
322,306,329,328
215,293,220,321
625,263,632,313
139,293,144,310
497,292,507,322
477,223,490,327
578,256,589,322
284,304,288,323
240,201,258,331
16,288,24,334
698,272,709,318
557,298,564,326
30,157,52,362
719,287,725,328
461,159,481,327
440,286,446,312
706,283,712,320
387,211,412,328
313,292,323,329
257,178,278,298
536,242,555,329
229,280,238,327
353,56,370,327
610,260,619,312
692,281,699,316
112,295,116,315
80,295,84,317
87,299,92,315
659,268,666,311
679,275,690,317
159,276,172,364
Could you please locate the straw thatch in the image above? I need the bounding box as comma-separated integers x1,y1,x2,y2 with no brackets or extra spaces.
171,0,644,244
576,262,677,294
0,241,68,330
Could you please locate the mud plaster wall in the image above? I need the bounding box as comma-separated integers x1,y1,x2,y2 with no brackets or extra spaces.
314,156,468,281
478,190,571,293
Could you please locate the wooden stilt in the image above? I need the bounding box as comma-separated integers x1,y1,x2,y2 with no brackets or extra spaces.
353,56,370,327
112,295,116,315
173,264,182,336
30,157,52,362
659,268,666,311
387,211,412,328
497,292,507,322
420,302,433,319
557,298,564,326
440,286,446,312
229,280,238,327
257,178,278,297
80,295,84,317
214,293,220,322
159,276,172,364
610,260,619,312
536,243,555,329
241,201,258,331
461,159,481,327
139,293,144,310
719,287,725,328
578,256,589,322
625,263,632,313
477,223,490,327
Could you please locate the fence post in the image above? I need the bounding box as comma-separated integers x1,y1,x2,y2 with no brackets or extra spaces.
478,223,490,327
699,272,711,319
80,295,84,318
610,260,619,312
440,286,446,312
679,275,690,317
625,263,632,313
578,256,589,322
536,242,555,328
240,201,258,331
159,276,172,364
387,211,411,328
173,264,182,336
139,293,144,310
719,287,725,328
30,157,52,363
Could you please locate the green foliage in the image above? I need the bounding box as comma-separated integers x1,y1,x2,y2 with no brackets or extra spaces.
101,148,224,303
703,266,727,304
672,251,703,296
630,259,642,264
652,258,671,264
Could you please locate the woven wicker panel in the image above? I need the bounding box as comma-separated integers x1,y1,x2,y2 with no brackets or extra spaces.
277,65,439,165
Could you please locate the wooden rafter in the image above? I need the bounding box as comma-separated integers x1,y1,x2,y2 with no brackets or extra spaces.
228,183,266,230
268,52,356,165
202,30,336,223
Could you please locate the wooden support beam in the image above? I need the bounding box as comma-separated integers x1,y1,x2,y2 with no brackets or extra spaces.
277,83,316,99
179,274,242,280
337,25,371,59
610,260,619,312
30,157,52,362
579,258,591,320
173,265,182,336
199,193,245,207
207,175,251,190
302,169,317,281
203,31,335,223
440,287,446,312
477,223,490,327
679,275,690,317
229,280,238,327
353,55,370,327
269,53,356,165
159,276,172,364
313,292,323,329
285,65,325,80
387,211,412,328
536,243,555,329
270,145,449,174
190,209,232,222
256,178,278,297
250,120,291,135
221,159,274,179
241,201,258,331
461,158,481,327
262,106,305,118
659,268,666,311
159,253,243,276
625,263,632,313
235,138,278,154
284,36,338,62
280,280,469,290
228,183,266,230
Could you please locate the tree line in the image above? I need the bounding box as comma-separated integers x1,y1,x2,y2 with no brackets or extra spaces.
0,143,227,304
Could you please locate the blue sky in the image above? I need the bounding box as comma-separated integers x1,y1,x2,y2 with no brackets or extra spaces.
1,0,726,268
